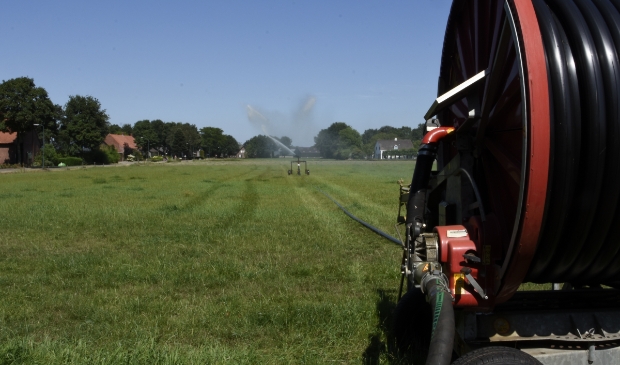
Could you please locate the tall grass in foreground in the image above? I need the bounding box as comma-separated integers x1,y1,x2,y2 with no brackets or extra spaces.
0,159,419,364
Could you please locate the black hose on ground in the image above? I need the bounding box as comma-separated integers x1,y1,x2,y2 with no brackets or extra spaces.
318,189,402,247
424,276,455,365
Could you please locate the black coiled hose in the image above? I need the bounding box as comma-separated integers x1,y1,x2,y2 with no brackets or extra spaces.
526,0,620,284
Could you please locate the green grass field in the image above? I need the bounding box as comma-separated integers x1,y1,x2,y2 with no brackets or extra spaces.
0,159,420,364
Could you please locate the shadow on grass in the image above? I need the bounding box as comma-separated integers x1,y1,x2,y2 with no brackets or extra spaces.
362,289,425,365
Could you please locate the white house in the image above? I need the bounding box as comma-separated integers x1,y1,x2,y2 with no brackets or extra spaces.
374,138,414,159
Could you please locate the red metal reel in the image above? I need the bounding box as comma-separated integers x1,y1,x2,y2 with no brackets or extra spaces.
496,0,549,302
437,0,550,304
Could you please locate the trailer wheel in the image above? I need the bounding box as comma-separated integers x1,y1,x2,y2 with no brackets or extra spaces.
451,347,542,365
392,287,432,354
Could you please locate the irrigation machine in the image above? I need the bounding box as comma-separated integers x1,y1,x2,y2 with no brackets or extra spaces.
288,156,310,176
395,0,620,364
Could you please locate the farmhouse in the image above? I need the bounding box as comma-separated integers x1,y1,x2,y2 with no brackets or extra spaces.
0,132,16,164
237,147,246,158
0,131,41,165
374,138,414,159
103,134,137,161
295,146,321,158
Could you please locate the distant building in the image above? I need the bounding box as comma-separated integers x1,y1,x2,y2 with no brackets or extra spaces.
0,131,40,165
103,134,137,161
295,146,321,158
374,138,414,159
0,132,17,164
237,147,246,158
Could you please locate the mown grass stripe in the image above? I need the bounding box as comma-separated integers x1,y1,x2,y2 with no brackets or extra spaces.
0,159,412,364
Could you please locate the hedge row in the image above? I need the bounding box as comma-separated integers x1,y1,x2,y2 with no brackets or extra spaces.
57,157,83,166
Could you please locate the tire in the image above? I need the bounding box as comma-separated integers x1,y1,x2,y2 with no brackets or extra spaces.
452,347,542,365
392,287,432,354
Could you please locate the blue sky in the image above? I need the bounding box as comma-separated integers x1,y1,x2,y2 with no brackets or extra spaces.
2,0,452,146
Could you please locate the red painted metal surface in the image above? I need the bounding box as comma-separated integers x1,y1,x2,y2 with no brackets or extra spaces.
495,0,549,303
421,127,455,144
436,225,493,309
436,0,550,305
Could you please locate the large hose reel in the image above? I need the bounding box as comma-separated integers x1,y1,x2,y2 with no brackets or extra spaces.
397,1,620,363
403,0,620,311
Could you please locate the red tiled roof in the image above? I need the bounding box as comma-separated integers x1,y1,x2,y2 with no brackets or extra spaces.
0,132,17,144
104,134,137,153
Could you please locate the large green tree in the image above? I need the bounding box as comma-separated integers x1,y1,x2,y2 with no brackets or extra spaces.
222,135,240,157
335,127,363,159
150,119,169,154
180,123,201,156
170,128,186,158
314,122,348,158
277,136,292,148
314,122,363,159
132,120,158,155
109,124,123,134
199,127,239,157
165,123,199,158
59,95,110,156
244,135,277,158
165,122,181,152
121,123,133,136
362,125,412,143
0,77,58,164
200,127,226,157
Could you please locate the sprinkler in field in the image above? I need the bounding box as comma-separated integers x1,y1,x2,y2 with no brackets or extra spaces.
288,156,309,176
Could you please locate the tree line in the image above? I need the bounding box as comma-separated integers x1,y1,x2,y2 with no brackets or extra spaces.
311,122,425,159
110,122,239,159
0,77,240,164
241,124,425,160
1,76,426,163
